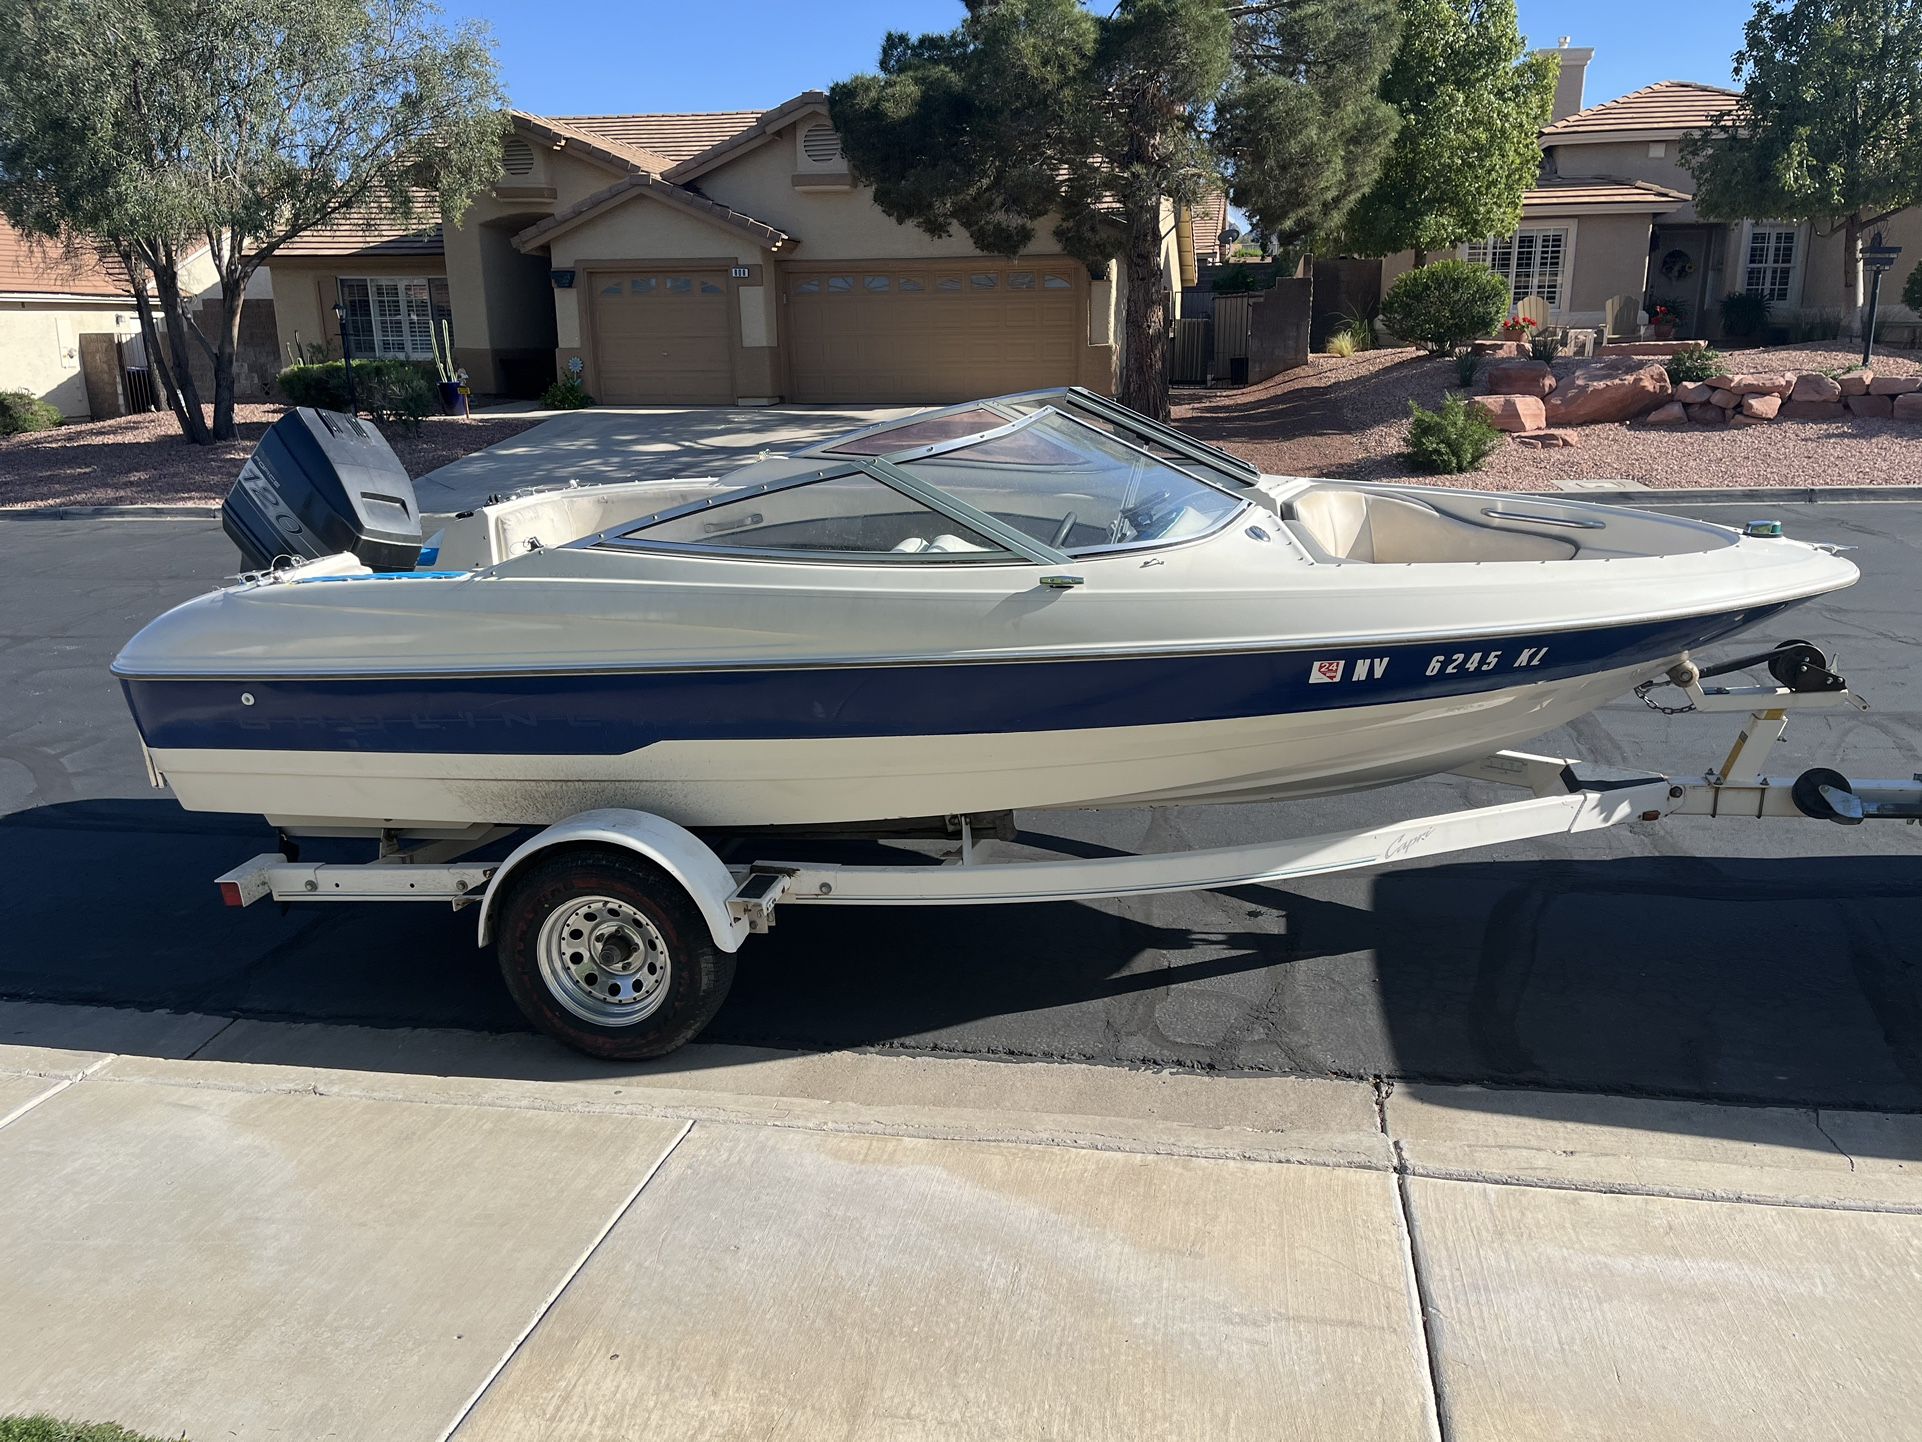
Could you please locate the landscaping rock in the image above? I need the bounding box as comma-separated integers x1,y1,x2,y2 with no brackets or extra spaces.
1780,399,1846,421
1836,369,1875,396
1470,340,1530,359
1847,394,1894,419
1645,402,1688,426
1542,360,1671,426
1684,403,1728,425
1673,381,1714,404
1708,371,1796,397
1894,393,1922,421
1790,373,1843,403
1469,393,1545,432
1486,359,1556,397
1867,375,1921,396
1709,388,1741,408
1728,413,1771,428
1741,394,1782,420
1513,428,1580,448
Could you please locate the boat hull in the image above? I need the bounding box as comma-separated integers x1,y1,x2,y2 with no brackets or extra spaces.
123,601,1795,831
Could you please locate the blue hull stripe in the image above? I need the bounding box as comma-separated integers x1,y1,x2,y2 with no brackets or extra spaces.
121,602,1795,757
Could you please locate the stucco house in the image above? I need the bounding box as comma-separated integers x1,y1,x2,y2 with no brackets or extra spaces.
270,92,1197,405
1386,41,1922,341
1,222,143,418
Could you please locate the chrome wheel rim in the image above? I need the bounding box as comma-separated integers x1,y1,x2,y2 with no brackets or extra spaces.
537,894,671,1027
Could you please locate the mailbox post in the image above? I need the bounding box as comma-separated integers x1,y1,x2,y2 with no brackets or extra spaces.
1861,231,1903,367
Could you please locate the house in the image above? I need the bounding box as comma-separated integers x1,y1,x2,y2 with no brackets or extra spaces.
1384,41,1922,341
1,222,140,418
269,92,1198,405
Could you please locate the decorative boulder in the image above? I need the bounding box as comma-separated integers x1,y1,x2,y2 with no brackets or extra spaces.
1709,388,1741,409
1894,393,1922,421
1470,340,1530,359
1542,360,1672,426
1836,369,1875,396
1709,372,1795,396
1790,373,1843,403
1673,381,1714,404
1684,403,1728,425
1868,375,1921,396
1741,394,1781,419
1513,428,1580,448
1470,393,1546,432
1847,393,1895,419
1486,359,1556,397
1645,401,1688,426
1780,399,1846,421
1728,413,1771,428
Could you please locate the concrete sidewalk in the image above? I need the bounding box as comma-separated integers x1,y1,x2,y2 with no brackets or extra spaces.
0,1002,1917,1441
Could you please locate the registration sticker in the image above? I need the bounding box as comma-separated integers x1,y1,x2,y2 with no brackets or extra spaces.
1309,659,1346,684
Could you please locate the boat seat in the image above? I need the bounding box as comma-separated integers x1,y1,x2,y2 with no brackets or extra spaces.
893,534,992,554
1288,489,1576,563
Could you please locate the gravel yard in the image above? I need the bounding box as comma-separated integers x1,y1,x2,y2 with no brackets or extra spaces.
0,404,540,510
1176,343,1922,489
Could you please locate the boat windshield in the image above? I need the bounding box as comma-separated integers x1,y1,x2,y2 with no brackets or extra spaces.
900,409,1247,554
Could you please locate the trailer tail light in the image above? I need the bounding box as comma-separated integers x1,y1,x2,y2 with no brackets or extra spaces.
218,880,246,907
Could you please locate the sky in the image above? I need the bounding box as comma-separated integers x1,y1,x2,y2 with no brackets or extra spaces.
455,0,1757,118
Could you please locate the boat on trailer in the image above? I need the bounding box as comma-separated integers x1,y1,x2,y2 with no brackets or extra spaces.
112,390,1916,1059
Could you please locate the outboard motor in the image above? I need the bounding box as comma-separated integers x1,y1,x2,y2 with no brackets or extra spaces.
222,407,423,572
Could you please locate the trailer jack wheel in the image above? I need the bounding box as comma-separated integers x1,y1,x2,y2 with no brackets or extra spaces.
1791,767,1864,825
495,847,736,1059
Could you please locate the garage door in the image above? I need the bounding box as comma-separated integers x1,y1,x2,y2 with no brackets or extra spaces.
591,270,732,404
785,262,1082,404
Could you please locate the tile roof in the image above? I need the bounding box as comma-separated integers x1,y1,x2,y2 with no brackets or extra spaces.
556,110,765,165
1521,175,1693,212
0,220,128,297
512,173,796,253
272,198,443,259
513,112,674,176
662,93,832,182
1542,80,1739,140
1189,193,1230,264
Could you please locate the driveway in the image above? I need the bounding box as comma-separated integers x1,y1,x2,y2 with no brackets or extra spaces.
412,404,915,511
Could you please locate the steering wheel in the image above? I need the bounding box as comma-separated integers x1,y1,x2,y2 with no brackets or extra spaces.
1049,511,1078,549
1119,490,1171,538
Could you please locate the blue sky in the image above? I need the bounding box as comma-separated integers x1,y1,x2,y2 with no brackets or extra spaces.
457,1,1754,117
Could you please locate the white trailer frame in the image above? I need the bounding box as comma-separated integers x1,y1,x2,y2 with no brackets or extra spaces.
215,671,1921,954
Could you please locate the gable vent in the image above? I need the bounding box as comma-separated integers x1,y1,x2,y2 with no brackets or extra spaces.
501,135,535,176
800,123,842,164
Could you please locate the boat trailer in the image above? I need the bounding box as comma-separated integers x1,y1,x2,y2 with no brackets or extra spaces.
212,645,1921,1060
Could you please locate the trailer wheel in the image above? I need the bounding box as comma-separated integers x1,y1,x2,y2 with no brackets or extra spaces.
495,848,735,1060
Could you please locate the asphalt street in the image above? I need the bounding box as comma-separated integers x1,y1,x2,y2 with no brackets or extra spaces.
2,500,1918,1114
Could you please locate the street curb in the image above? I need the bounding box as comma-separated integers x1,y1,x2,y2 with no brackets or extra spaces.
0,503,219,520
7,485,1922,521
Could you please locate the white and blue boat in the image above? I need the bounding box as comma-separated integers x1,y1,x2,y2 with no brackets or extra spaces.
114,389,1857,836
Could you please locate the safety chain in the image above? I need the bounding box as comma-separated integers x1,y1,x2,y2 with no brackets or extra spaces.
1634,679,1696,715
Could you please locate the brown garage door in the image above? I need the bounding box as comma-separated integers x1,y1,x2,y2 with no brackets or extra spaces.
590,270,732,404
785,262,1082,404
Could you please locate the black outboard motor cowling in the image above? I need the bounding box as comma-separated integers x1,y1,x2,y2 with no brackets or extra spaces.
222,407,423,572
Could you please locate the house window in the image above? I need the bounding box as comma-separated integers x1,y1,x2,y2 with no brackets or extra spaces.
335,277,450,360
1464,227,1569,309
1745,225,1798,303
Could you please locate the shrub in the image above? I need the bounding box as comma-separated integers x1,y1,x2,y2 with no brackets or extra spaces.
1210,264,1273,295
540,375,594,409
1905,262,1922,315
1325,328,1361,358
1453,348,1481,386
1720,289,1773,339
1530,330,1565,364
1406,394,1501,475
1379,260,1511,353
1664,346,1727,385
276,359,437,427
0,390,62,436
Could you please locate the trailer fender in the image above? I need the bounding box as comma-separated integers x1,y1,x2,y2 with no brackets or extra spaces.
477,808,748,953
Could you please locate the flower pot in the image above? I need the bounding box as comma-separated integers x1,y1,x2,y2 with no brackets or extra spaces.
438,381,469,416
1648,322,1677,343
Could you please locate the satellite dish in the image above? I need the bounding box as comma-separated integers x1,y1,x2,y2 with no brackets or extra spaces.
1218,225,1242,249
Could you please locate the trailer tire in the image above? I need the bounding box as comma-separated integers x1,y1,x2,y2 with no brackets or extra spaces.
495,847,735,1060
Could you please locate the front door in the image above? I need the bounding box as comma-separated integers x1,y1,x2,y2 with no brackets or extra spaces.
1649,227,1715,339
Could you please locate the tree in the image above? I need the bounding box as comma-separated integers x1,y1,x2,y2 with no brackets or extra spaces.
1684,0,1922,324
1213,0,1403,264
1342,0,1558,262
0,0,504,443
831,0,1231,419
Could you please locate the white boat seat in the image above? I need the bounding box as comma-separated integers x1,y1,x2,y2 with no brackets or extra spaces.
1289,489,1576,563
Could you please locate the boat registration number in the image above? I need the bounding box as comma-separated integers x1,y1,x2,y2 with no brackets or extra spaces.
1423,646,1549,677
